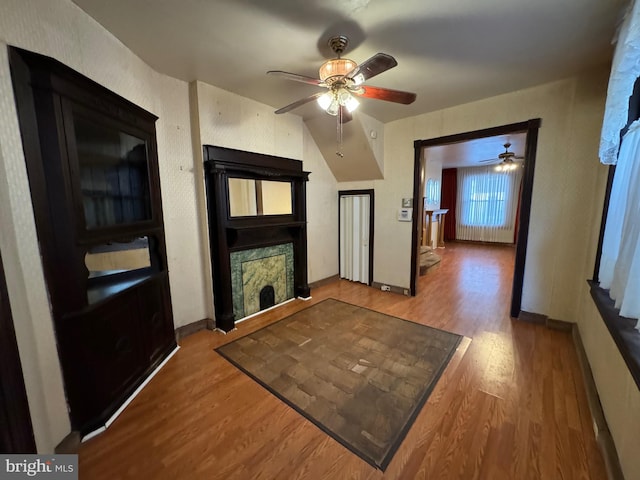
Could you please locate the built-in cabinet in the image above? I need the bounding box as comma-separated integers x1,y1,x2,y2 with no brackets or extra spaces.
10,47,176,434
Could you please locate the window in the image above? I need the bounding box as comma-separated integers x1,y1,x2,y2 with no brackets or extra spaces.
460,172,509,227
596,0,640,328
456,166,522,243
593,0,640,388
598,120,640,325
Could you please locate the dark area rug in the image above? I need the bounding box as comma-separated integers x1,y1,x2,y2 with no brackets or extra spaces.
215,298,462,470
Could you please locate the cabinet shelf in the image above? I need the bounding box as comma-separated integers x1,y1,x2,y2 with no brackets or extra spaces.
87,270,155,306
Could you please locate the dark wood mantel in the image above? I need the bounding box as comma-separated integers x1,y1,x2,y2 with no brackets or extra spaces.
203,145,310,332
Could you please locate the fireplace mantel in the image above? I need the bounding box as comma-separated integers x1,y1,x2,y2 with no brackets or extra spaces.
203,145,310,331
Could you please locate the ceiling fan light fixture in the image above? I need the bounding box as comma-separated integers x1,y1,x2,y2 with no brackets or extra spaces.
318,58,356,82
343,93,359,113
495,161,518,172
317,91,333,110
326,96,340,116
351,73,365,86
317,89,359,114
336,89,359,112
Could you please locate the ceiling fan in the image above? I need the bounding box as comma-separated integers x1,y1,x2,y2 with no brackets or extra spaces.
267,35,416,128
479,142,524,171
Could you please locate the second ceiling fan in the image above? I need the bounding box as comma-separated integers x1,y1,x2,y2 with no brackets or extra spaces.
267,35,417,124
479,142,524,171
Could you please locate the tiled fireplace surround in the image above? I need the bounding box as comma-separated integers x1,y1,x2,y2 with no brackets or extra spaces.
230,243,294,320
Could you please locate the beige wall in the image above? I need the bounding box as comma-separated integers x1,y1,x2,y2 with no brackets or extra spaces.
573,73,640,480
2,3,635,476
376,69,610,318
0,0,339,452
359,66,640,478
579,294,640,480
303,123,340,282
191,81,339,318
0,0,201,451
357,112,385,174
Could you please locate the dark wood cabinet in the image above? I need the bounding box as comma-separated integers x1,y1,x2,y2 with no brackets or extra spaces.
9,47,176,434
0,250,36,453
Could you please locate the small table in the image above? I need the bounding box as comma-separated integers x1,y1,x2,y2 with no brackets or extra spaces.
424,209,449,248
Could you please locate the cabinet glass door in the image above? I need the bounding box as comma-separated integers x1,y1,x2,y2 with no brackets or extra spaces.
73,115,152,229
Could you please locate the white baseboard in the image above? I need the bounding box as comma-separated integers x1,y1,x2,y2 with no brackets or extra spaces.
82,345,180,442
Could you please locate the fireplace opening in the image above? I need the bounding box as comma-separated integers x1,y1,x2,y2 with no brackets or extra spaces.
260,285,275,311
230,243,294,319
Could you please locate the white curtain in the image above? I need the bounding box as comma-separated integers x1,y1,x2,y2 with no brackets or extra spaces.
599,120,640,328
455,165,522,243
340,195,370,284
599,0,640,165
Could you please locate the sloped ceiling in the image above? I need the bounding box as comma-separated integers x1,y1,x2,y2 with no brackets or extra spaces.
306,113,384,181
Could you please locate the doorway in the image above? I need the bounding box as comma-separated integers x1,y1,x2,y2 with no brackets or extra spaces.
410,119,541,317
339,190,374,285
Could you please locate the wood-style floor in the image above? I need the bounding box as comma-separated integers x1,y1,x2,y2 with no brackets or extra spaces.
79,243,606,479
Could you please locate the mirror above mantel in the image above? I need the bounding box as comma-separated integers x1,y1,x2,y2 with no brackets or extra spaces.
228,178,293,217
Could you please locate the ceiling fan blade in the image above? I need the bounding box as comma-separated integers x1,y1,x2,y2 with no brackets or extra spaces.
354,85,416,104
267,70,324,86
346,53,397,82
339,106,352,124
478,159,499,163
274,92,324,114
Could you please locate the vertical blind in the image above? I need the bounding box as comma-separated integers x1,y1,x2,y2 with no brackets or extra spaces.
455,165,522,243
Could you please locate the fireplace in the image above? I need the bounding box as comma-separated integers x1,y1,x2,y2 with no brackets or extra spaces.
230,243,294,319
203,145,310,331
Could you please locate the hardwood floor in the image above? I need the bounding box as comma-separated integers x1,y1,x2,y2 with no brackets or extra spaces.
78,242,607,479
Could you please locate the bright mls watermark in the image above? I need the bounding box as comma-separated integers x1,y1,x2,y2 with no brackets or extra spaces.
0,455,77,479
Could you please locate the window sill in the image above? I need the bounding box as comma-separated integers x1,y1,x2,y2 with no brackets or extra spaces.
588,280,640,390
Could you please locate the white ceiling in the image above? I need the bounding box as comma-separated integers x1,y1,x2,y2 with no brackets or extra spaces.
424,132,527,168
71,0,625,124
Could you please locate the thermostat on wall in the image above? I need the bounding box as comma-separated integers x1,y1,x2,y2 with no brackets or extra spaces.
398,208,412,221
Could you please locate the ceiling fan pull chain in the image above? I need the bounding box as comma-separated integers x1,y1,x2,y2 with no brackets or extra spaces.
336,109,344,157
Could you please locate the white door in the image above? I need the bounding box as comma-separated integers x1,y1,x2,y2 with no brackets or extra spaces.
340,194,370,284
